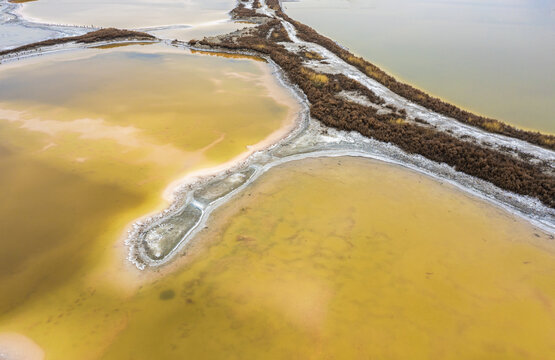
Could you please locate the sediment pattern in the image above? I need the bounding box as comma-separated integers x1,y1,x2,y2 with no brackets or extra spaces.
0,0,91,50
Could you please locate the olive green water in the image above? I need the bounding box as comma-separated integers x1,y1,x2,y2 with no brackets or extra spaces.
286,0,555,133
1,156,554,359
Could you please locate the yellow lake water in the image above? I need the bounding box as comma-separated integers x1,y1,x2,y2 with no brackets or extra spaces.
0,42,295,318
1,154,554,359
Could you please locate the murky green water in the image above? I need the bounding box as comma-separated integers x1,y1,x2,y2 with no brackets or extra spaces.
286,0,555,133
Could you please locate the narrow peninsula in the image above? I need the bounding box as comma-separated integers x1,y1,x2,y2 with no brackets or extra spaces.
1,0,553,269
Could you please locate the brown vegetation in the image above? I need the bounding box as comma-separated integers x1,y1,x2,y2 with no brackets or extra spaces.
230,3,268,19
255,19,291,42
0,28,156,57
189,1,555,208
301,51,324,61
266,0,281,11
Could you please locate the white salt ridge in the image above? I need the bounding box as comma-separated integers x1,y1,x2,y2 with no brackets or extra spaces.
272,5,554,165
126,36,554,269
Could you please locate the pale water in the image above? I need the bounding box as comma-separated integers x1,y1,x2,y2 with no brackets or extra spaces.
286,0,555,133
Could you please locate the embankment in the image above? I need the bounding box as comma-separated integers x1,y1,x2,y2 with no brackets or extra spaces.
189,1,554,208
0,28,155,56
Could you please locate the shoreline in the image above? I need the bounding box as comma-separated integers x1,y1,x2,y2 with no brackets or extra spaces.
3,0,553,145
160,59,301,203
0,2,553,358
124,46,553,270
0,0,91,49
11,0,236,34
121,0,553,268
118,151,555,285
190,0,554,203
0,0,553,272
0,28,156,57
102,49,307,286
124,48,313,269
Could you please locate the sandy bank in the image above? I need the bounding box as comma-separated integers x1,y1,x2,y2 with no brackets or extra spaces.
109,52,303,284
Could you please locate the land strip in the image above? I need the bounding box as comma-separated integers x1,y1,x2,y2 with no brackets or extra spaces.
0,28,156,57
188,0,554,208
0,0,552,268
266,0,554,150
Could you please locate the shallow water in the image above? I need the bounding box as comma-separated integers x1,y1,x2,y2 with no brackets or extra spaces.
19,0,236,29
0,42,294,315
1,0,243,51
1,156,553,359
0,0,88,51
286,0,555,133
0,22,57,50
149,21,257,42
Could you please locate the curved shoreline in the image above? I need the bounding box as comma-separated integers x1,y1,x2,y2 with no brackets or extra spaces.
160,62,301,203
125,82,554,268
193,1,554,203
0,0,553,271
124,0,553,268
125,49,312,268
125,45,554,269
